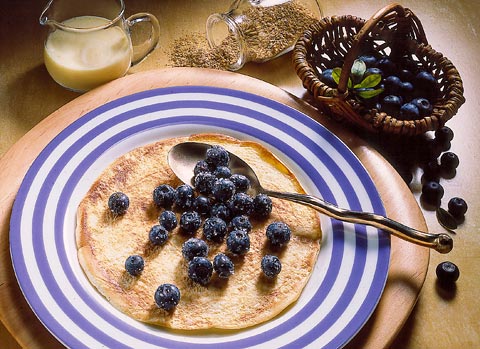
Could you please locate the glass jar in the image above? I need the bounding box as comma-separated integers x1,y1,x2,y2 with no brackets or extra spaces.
206,0,322,71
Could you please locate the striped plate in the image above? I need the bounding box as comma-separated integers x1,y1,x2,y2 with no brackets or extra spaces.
10,86,390,349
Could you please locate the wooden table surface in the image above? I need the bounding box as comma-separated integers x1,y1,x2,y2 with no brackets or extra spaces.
1,0,479,348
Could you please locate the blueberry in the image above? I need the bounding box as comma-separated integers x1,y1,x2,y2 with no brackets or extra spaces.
188,256,213,285
421,181,444,206
213,166,232,179
399,103,420,120
440,152,459,172
203,217,227,242
398,68,414,82
436,261,460,284
400,81,414,99
149,225,169,245
415,71,437,92
108,192,130,215
194,160,211,176
320,68,336,87
381,95,403,116
125,255,144,276
230,173,250,192
159,210,177,231
411,97,433,117
448,197,468,219
399,57,418,73
226,230,250,255
205,145,230,167
182,237,209,261
210,202,232,222
180,211,202,233
376,57,396,75
229,192,254,216
422,160,441,182
364,67,384,78
435,126,454,144
422,137,442,161
213,253,235,278
193,195,212,215
261,255,282,278
358,54,377,67
253,193,273,218
383,75,402,94
266,221,291,247
153,184,176,208
154,283,180,311
194,171,216,195
175,184,195,210
212,178,236,202
229,215,252,233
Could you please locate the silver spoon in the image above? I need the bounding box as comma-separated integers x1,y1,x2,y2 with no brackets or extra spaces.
168,141,453,254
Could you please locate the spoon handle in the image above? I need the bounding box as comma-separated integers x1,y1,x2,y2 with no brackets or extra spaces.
263,190,453,254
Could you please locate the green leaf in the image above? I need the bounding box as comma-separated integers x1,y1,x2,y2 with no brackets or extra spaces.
436,207,458,232
355,88,384,99
351,59,366,83
332,67,341,85
347,77,353,89
355,74,382,89
332,67,353,89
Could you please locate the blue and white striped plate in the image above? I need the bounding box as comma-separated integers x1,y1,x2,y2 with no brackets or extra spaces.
10,86,390,349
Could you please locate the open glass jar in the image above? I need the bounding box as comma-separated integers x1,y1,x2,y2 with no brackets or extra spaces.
206,0,322,71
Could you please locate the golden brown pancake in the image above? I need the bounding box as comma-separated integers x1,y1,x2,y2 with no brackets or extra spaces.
76,133,321,330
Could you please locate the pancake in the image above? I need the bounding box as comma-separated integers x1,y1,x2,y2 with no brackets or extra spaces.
76,133,321,330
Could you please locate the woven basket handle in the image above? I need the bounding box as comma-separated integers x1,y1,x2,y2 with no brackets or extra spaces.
337,2,427,94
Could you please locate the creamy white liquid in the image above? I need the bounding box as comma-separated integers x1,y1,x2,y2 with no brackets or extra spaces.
44,16,132,91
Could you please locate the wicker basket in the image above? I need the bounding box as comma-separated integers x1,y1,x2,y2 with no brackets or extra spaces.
293,3,465,136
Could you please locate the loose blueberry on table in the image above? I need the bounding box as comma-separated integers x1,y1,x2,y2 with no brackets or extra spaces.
436,261,460,284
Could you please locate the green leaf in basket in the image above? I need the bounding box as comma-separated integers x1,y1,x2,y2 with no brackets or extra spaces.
354,73,382,89
351,59,367,84
332,67,353,89
332,67,341,85
355,87,384,99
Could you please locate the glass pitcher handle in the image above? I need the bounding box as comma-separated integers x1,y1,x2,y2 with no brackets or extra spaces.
126,13,160,66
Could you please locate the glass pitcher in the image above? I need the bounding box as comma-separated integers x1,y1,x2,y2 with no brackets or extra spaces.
206,0,322,71
40,0,160,92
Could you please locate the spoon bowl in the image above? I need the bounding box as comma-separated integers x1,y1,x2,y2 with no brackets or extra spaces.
168,141,453,254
